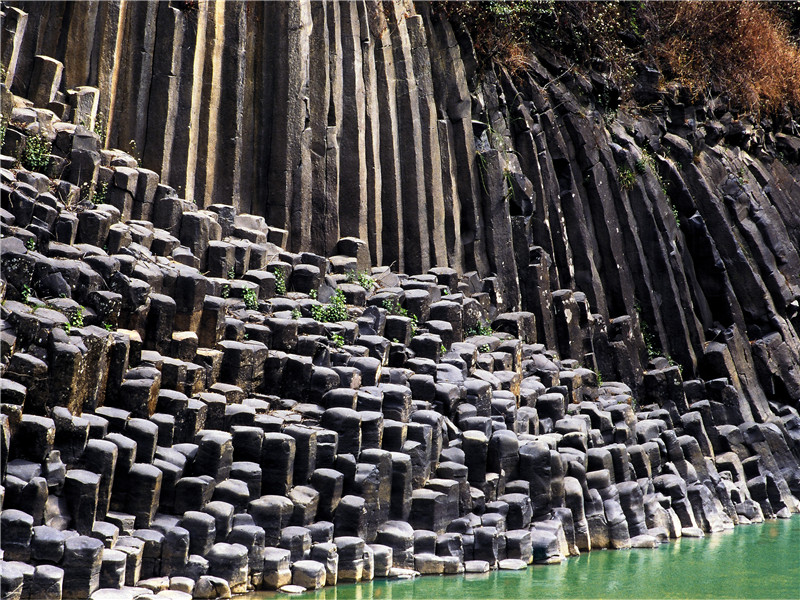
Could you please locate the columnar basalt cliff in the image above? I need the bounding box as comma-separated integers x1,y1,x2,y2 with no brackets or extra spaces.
1,1,800,599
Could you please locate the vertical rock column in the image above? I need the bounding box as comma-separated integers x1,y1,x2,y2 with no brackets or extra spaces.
143,4,184,182
437,120,464,270
560,109,634,319
525,75,574,291
615,156,702,371
193,0,224,207
95,0,128,140
359,0,384,267
109,0,158,156
265,0,312,244
477,146,522,311
5,0,37,95
406,14,447,267
337,1,368,245
210,0,248,209
536,98,607,318
1,6,28,89
387,4,429,273
237,1,264,215
500,72,557,283
374,17,404,271
168,0,208,200
308,0,337,257
424,7,489,275
60,1,99,92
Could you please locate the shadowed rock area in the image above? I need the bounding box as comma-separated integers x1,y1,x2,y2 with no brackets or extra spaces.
1,1,800,599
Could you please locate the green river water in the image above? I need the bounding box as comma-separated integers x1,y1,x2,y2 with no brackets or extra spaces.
245,517,800,600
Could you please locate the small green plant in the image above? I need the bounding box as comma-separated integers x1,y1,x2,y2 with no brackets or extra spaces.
25,238,36,251
93,181,108,205
103,322,114,331
274,267,286,296
502,168,517,205
329,332,345,348
221,284,230,299
0,115,7,149
635,302,660,359
476,151,490,195
227,268,236,280
638,148,669,195
242,287,259,311
479,343,491,353
309,289,318,300
20,284,33,304
601,106,617,128
69,306,85,329
63,321,71,334
129,139,142,167
383,298,418,336
346,270,376,292
20,133,51,173
311,289,349,323
440,344,447,356
643,328,658,358
618,165,636,190
94,113,107,146
468,322,494,337
736,166,749,185
595,370,604,387
671,203,681,226
666,355,684,377
359,271,376,291
291,308,301,320
442,288,450,296
79,182,93,206
383,298,410,318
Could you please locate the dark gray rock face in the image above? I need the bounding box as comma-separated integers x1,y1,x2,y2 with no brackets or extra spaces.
2,1,800,598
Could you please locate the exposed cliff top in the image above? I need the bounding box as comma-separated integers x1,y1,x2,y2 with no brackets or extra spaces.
435,0,800,119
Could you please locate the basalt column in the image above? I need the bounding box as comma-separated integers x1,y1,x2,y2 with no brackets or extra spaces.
308,0,337,258
387,2,430,274
264,0,312,239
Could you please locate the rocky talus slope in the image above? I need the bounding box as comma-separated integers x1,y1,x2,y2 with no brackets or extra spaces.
2,1,800,599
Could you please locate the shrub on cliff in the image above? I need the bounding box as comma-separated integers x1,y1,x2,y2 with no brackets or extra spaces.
437,1,800,116
19,133,51,173
437,1,644,89
652,1,800,116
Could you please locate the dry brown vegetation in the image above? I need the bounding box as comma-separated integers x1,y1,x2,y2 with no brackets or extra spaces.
437,1,640,82
652,1,800,115
436,1,800,117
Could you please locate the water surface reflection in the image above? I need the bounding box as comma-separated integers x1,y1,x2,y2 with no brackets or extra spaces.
243,517,800,599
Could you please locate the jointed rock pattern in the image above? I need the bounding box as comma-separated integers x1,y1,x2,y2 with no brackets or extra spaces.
1,1,800,600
